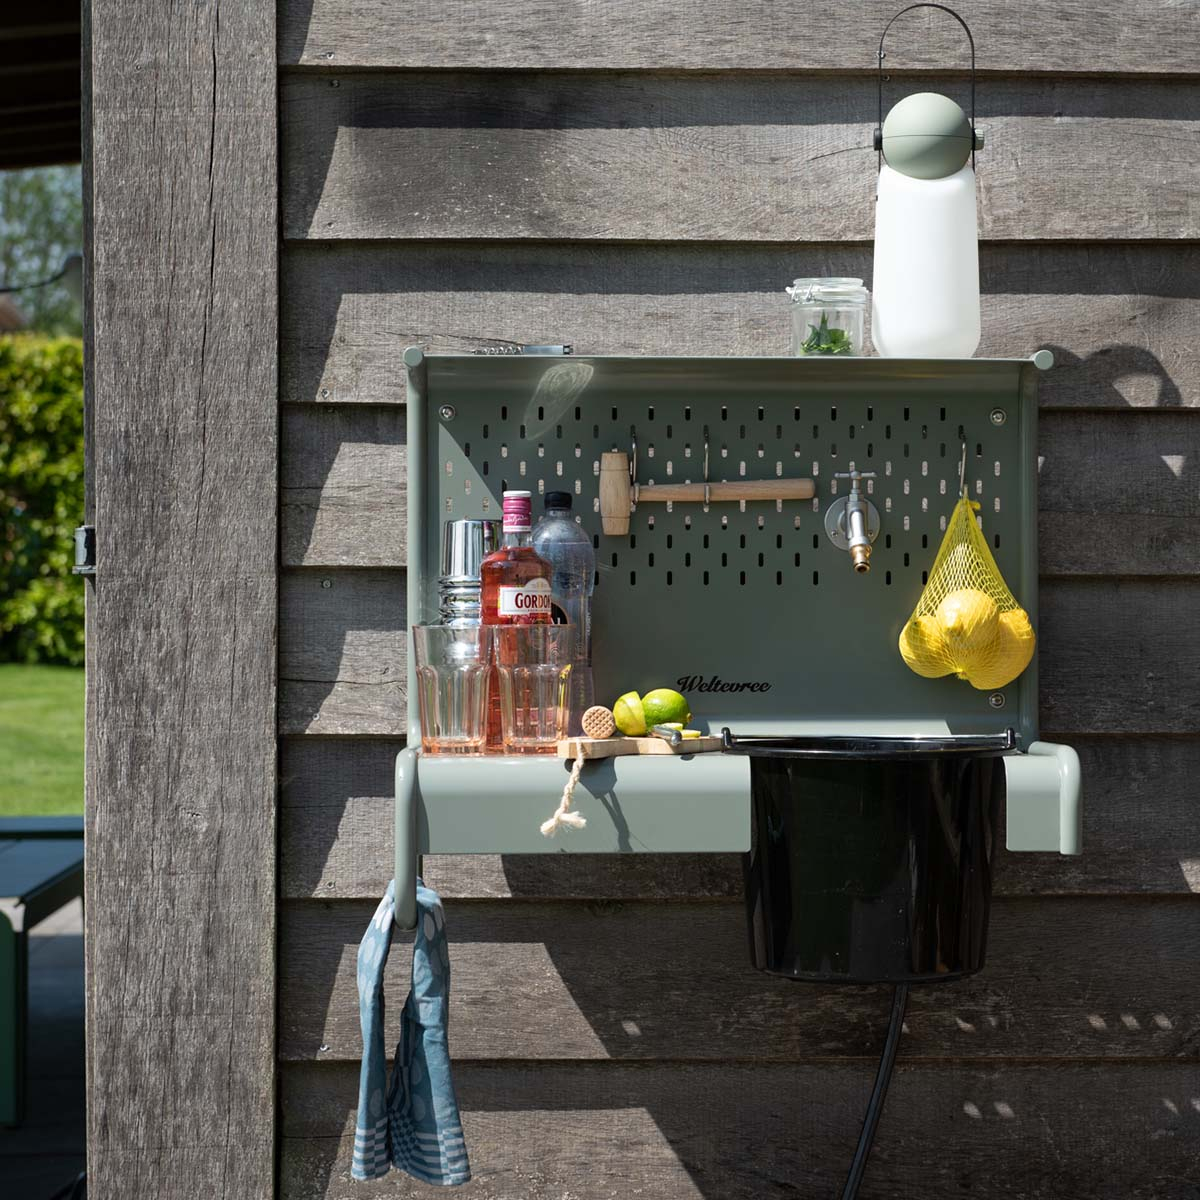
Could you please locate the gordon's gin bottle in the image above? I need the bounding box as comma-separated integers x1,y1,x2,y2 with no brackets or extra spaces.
480,491,552,747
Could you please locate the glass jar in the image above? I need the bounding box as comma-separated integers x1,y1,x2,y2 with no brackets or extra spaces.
786,278,868,356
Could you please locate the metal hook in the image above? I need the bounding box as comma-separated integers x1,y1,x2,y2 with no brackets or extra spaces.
958,437,968,497
702,425,711,509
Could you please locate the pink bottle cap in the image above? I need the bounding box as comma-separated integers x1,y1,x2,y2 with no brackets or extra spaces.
502,490,532,531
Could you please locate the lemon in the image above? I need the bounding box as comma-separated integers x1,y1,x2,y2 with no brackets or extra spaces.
964,608,1036,690
613,691,647,736
680,729,702,739
642,688,692,729
899,614,953,678
936,588,1000,657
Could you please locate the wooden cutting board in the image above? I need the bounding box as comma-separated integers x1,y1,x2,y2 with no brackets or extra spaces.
557,735,724,759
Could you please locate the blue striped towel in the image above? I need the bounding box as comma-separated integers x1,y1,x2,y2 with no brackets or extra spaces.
352,879,471,1186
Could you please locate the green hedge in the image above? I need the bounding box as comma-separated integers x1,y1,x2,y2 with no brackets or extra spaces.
0,335,85,666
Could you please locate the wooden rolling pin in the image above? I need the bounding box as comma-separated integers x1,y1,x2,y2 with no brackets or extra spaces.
600,450,815,535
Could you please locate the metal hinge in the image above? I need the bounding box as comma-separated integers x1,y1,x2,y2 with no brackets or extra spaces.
72,525,95,576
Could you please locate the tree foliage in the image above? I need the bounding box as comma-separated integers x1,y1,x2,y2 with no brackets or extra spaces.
0,166,84,336
0,334,85,665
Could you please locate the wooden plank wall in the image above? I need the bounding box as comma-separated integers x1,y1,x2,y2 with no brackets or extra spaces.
275,4,1200,1196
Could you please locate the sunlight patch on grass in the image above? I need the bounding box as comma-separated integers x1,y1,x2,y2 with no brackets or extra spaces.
0,664,84,816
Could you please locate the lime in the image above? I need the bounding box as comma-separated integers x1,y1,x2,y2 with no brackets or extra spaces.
642,688,692,728
613,691,647,736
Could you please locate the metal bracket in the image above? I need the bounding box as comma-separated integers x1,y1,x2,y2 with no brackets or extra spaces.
824,495,881,549
71,525,95,576
1004,741,1082,855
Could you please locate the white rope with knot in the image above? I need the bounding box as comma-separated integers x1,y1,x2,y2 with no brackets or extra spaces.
541,746,589,837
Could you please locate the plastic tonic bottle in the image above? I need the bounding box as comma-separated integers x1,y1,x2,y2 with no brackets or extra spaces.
532,491,595,733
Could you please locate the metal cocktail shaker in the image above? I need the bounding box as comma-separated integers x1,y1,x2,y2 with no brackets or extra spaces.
439,518,500,624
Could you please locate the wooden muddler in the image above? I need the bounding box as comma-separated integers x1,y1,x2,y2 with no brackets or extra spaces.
600,450,815,535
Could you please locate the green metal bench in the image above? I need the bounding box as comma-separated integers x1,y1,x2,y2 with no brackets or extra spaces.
0,816,84,1126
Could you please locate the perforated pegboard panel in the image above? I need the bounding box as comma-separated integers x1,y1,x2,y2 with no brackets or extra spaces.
405,353,1043,745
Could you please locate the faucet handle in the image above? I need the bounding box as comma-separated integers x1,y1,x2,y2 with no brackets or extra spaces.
834,470,877,480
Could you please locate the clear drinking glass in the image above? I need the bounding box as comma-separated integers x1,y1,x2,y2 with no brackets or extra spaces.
412,625,491,754
492,625,575,754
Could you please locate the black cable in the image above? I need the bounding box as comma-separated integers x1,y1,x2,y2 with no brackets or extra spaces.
841,983,909,1200
45,1171,86,1200
0,263,69,294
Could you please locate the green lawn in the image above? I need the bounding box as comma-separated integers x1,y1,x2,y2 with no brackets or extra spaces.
0,664,84,816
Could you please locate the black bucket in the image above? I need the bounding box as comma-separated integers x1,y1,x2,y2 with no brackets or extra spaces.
723,730,1012,985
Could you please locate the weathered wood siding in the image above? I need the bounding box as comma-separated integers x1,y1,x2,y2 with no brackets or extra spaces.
84,1,278,1196
276,3,1200,1195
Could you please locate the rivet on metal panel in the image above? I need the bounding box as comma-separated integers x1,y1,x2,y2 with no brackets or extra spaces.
321,578,332,589
439,405,455,421
990,408,1007,426
989,693,1006,709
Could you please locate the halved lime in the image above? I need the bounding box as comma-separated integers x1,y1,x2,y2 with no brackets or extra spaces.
613,691,647,736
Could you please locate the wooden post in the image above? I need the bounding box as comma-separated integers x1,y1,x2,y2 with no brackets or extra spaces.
83,1,277,1196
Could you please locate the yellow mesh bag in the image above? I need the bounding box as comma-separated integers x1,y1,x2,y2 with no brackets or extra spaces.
898,490,1035,690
